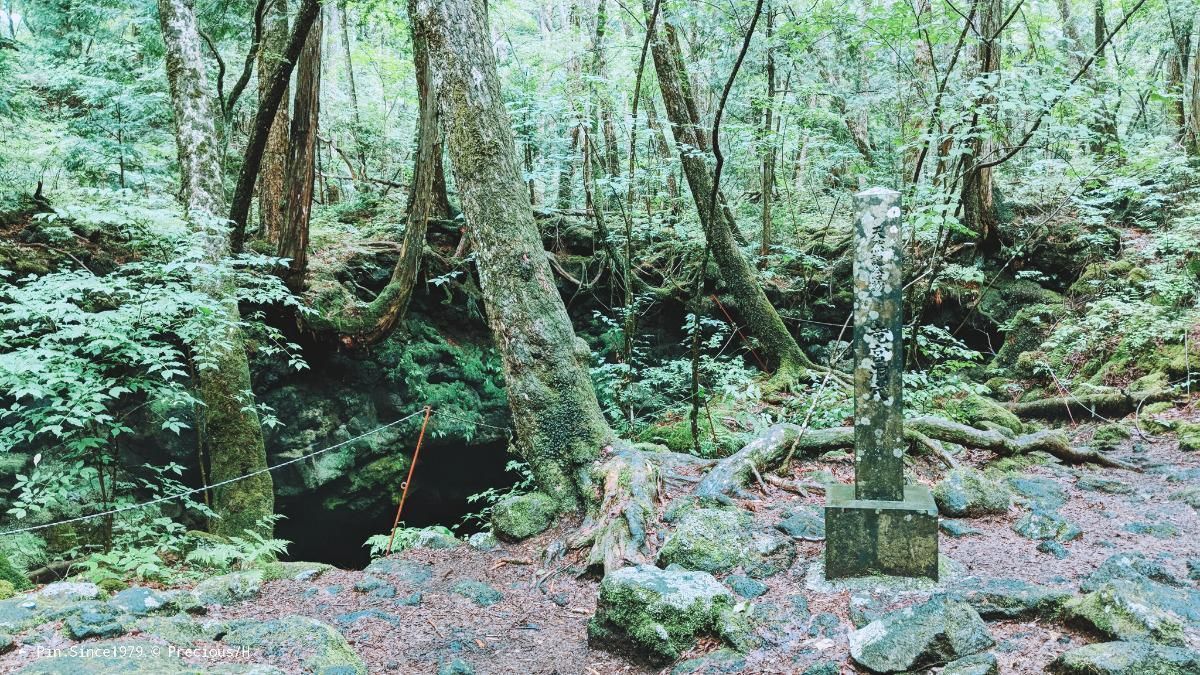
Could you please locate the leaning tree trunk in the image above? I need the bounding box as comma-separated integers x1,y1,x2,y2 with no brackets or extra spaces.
279,6,322,292
414,0,612,511
406,0,453,220
256,0,288,245
643,0,818,382
157,0,274,537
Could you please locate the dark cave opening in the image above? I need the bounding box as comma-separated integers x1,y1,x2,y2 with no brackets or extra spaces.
275,438,517,569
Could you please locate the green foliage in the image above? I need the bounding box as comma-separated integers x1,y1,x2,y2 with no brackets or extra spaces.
459,459,535,531
363,524,455,559
185,515,290,572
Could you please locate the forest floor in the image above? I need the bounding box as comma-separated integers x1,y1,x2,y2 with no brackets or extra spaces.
0,406,1198,674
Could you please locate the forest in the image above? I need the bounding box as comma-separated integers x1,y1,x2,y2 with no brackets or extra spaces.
0,0,1198,672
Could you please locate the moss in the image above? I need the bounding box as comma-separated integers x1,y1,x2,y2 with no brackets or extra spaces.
1092,424,1132,449
491,491,557,541
96,578,127,594
1064,581,1187,646
643,414,743,458
950,394,1023,435
0,581,14,600
933,468,1012,517
220,616,367,673
656,508,751,574
1176,422,1200,452
0,549,30,592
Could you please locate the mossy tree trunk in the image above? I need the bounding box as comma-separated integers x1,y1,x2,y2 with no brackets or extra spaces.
256,0,288,245
278,5,322,292
414,0,612,510
959,0,1002,253
406,0,452,220
643,0,817,381
156,0,274,537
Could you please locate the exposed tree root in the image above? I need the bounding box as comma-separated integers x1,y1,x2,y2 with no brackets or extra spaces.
695,416,1139,498
1005,389,1174,421
570,444,663,576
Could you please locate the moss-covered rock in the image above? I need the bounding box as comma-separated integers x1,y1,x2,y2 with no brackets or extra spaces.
219,615,366,674
1092,423,1132,449
450,579,503,607
588,564,737,665
950,577,1073,620
258,561,332,582
61,601,128,640
952,394,1023,435
1175,422,1200,452
1048,641,1200,674
15,639,195,674
1007,476,1067,510
107,587,174,616
942,653,999,675
1012,509,1082,542
933,468,1012,517
491,492,557,541
1065,580,1187,645
0,549,30,593
192,571,263,607
848,596,994,673
656,508,795,578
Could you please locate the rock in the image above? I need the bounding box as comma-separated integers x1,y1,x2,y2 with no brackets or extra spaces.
335,608,401,626
409,529,461,550
849,593,886,628
1076,475,1134,494
1176,422,1200,452
220,616,366,674
776,506,825,540
1012,508,1081,542
1123,521,1178,538
259,561,331,582
657,508,795,577
800,662,840,675
193,571,263,607
363,557,433,586
956,394,1024,435
670,649,746,674
353,575,397,599
0,597,47,633
1007,476,1067,510
1038,541,1070,558
1171,487,1200,509
135,615,220,646
848,596,994,673
1092,424,1132,449
16,639,193,674
951,577,1073,620
940,520,981,537
39,582,100,602
588,564,736,665
450,579,503,607
108,587,172,616
56,601,128,640
438,658,475,675
1187,559,1200,581
396,592,422,606
0,632,12,654
726,575,767,599
1048,641,1200,674
943,653,999,675
933,468,1012,517
1064,581,1187,645
467,531,499,551
1082,553,1184,591
491,492,557,541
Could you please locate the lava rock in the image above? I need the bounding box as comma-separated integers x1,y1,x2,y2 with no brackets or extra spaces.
219,615,366,674
1064,580,1187,645
588,564,737,665
492,492,557,541
933,468,1012,517
193,571,263,607
363,558,433,586
108,587,173,616
1012,508,1081,542
950,577,1073,620
1048,641,1200,674
776,506,825,540
943,652,999,675
450,579,503,607
1007,476,1067,510
848,596,994,673
726,575,767,599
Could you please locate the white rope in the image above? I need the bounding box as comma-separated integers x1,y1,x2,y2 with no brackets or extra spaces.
0,408,429,537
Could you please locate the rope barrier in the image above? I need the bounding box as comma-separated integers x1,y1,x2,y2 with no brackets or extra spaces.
0,408,429,537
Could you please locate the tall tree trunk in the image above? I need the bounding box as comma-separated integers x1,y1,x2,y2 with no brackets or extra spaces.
959,0,1002,253
759,4,775,264
414,0,612,510
228,0,321,253
257,0,289,245
406,0,453,219
643,0,817,381
1189,34,1200,154
1089,0,1119,152
279,5,321,292
156,0,274,538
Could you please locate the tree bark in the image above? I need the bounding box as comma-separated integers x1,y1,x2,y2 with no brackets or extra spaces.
279,6,322,292
256,0,289,245
643,0,817,381
156,0,274,538
759,4,775,263
414,0,612,510
406,0,453,219
228,0,321,253
959,0,1002,253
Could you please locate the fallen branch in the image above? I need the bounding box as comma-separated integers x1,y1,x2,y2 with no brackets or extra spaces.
1005,389,1173,421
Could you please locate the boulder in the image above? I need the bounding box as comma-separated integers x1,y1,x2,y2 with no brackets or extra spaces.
1082,553,1184,592
1064,580,1187,645
16,639,194,674
775,506,825,540
1007,476,1067,510
1176,422,1200,452
491,492,557,541
588,564,737,665
657,508,795,577
450,579,503,607
193,571,263,607
848,596,994,673
1012,508,1081,542
940,520,982,538
1076,475,1134,494
1092,424,1132,450
933,468,1012,517
39,582,100,602
726,576,767,599
943,653,999,675
108,587,173,616
467,531,499,551
951,577,1073,620
1048,641,1200,674
219,616,366,674
61,601,128,640
135,615,222,646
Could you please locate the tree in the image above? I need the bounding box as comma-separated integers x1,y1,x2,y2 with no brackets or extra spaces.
406,0,452,220
257,0,289,245
155,0,274,537
412,0,611,511
278,4,321,291
958,0,1003,253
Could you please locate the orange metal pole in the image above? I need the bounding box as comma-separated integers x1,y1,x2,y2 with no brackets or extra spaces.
385,406,433,555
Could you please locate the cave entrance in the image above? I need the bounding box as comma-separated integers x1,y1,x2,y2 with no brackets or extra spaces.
275,438,517,569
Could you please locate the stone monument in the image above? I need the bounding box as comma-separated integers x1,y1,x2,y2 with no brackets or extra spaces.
825,187,939,580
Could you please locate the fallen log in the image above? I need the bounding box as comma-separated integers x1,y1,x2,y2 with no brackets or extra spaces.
1005,389,1174,421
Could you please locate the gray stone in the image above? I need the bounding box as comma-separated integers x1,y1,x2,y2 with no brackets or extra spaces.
848,596,994,673
588,564,737,665
61,601,128,641
726,575,767,599
951,577,1074,620
776,506,825,540
940,520,982,537
1007,476,1067,510
1082,553,1184,592
943,653,999,675
409,529,461,550
450,579,502,607
16,639,197,674
933,468,1011,517
492,492,557,541
109,587,172,616
1012,508,1081,542
467,531,499,551
363,557,433,586
38,582,100,602
1076,475,1134,494
1048,641,1200,674
219,615,366,674
192,571,263,607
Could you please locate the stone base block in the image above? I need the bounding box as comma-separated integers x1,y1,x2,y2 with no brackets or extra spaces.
824,484,939,580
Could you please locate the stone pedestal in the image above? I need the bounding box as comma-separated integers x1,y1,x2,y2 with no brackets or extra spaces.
825,484,939,580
